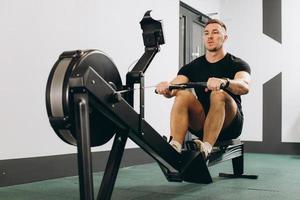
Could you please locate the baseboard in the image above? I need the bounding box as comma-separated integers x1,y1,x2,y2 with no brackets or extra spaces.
0,148,154,187
244,141,300,155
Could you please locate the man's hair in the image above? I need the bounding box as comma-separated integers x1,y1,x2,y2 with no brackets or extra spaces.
204,19,227,31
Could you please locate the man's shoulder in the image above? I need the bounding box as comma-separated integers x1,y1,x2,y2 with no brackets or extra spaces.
226,53,251,73
188,55,206,66
178,55,206,75
226,53,248,65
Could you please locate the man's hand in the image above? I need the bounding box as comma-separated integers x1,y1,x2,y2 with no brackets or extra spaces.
156,75,189,98
206,77,227,92
155,81,173,98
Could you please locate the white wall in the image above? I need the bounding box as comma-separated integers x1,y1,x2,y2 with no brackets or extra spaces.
2,0,253,160
219,0,265,141
0,0,181,160
6,0,298,160
219,0,300,142
281,0,300,142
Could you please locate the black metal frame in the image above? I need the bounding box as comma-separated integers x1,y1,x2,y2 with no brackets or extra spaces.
68,61,257,199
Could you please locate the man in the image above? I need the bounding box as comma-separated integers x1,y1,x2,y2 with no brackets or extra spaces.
155,19,251,158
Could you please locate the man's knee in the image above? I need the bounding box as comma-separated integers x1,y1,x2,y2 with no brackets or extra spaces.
210,90,227,103
210,91,237,117
173,90,202,113
175,90,196,101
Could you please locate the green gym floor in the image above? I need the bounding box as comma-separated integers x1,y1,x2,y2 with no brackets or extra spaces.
1,153,300,200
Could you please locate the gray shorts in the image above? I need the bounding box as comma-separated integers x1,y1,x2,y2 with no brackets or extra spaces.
188,107,244,141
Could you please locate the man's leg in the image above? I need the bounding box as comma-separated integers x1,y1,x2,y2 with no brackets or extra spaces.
203,90,238,146
170,90,205,147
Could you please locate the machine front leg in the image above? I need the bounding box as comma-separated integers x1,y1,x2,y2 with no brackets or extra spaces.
74,93,94,200
97,132,128,200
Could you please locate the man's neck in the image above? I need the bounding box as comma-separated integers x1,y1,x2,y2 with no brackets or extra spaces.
205,49,227,63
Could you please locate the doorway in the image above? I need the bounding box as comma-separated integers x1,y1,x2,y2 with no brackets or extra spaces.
179,2,210,67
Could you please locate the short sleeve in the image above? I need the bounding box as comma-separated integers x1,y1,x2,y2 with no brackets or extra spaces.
177,59,198,79
235,58,251,74
178,63,190,77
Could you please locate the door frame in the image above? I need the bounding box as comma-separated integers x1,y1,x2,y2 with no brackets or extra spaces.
179,2,210,67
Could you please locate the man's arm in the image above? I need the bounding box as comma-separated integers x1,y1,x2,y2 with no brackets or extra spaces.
226,71,251,95
156,75,189,98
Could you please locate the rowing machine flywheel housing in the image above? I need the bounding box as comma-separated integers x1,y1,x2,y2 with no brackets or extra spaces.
46,50,122,146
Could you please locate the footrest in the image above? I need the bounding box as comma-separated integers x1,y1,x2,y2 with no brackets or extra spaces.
185,140,198,151
219,173,258,179
181,151,212,184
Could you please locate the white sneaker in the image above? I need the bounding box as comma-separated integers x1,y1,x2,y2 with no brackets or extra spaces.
193,140,210,159
170,140,182,153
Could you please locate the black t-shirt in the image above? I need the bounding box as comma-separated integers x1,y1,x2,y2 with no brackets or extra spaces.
178,53,251,114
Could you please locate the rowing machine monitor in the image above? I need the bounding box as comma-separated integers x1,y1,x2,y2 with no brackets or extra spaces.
140,10,165,48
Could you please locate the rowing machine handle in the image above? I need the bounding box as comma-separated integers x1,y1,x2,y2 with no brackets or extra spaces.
155,82,226,93
168,82,227,90
168,82,207,90
155,82,206,94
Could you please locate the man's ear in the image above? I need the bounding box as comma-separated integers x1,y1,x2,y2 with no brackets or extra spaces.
223,34,228,42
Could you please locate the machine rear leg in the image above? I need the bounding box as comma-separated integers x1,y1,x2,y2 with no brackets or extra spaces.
232,155,244,175
97,132,128,200
219,144,258,179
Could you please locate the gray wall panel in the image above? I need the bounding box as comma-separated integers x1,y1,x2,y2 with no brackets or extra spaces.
245,73,300,154
263,0,282,43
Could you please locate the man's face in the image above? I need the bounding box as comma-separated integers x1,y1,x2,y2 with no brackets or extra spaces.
203,23,227,52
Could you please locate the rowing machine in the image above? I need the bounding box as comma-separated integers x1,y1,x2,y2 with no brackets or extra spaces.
45,11,257,200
